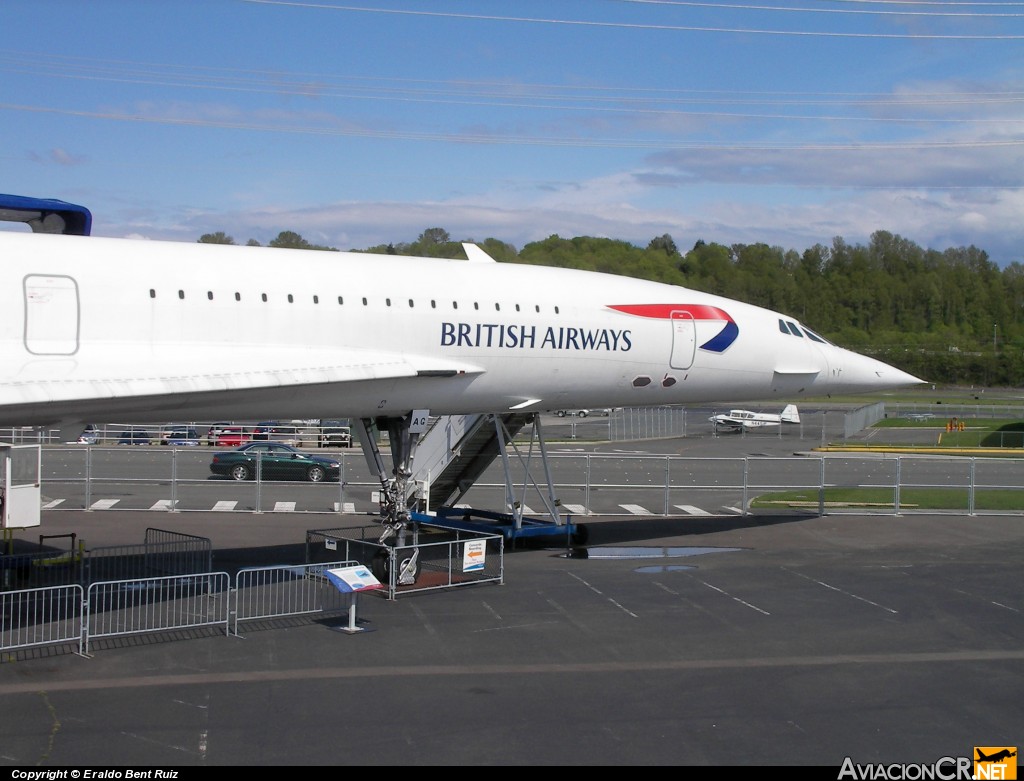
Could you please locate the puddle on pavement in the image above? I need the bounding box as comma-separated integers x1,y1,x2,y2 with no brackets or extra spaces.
561,546,742,561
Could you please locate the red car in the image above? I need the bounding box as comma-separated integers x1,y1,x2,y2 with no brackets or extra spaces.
215,426,250,447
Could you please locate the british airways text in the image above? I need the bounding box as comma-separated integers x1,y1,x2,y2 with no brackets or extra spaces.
440,322,632,351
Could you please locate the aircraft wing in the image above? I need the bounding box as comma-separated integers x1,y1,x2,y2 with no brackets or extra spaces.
0,344,484,421
710,416,742,429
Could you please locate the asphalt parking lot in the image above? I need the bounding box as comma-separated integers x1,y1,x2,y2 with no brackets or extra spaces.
1,492,1022,767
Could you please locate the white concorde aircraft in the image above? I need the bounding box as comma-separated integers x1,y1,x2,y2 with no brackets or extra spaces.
0,233,920,428
0,195,922,551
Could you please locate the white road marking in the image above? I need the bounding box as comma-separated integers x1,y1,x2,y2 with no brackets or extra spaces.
90,499,120,510
675,504,711,515
212,501,237,511
272,502,296,512
333,502,357,514
620,504,652,515
150,499,175,511
561,504,588,515
42,499,65,509
699,579,771,615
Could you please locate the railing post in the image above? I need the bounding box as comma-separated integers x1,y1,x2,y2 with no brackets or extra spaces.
969,458,976,516
818,457,825,516
742,456,749,516
584,454,591,515
84,445,93,511
255,452,263,513
663,456,670,516
894,457,902,516
170,448,178,511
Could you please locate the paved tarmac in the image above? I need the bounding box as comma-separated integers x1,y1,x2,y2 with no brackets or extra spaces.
1,498,1022,767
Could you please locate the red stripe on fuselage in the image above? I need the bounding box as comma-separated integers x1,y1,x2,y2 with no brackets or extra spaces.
606,304,735,323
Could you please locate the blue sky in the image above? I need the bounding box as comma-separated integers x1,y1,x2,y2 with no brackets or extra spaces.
3,1,1023,265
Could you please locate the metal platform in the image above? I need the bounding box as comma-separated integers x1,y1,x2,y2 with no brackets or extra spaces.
417,507,588,546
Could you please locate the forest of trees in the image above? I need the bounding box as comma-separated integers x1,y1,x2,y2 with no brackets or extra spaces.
198,228,1024,387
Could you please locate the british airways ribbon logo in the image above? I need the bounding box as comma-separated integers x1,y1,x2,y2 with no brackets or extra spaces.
607,304,739,353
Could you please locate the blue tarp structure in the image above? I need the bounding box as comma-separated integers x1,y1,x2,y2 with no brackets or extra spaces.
0,194,92,235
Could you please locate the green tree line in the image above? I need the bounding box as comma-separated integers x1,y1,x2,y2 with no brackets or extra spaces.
199,228,1024,387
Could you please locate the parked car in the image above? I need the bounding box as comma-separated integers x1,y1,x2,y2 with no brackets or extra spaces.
117,429,151,445
206,422,233,446
209,442,341,483
251,423,303,447
75,424,98,444
214,426,250,447
319,420,352,448
160,425,200,446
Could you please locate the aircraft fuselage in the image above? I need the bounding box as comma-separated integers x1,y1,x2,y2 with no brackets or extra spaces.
0,232,920,427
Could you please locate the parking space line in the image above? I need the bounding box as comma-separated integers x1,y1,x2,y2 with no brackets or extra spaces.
620,504,652,515
675,504,711,515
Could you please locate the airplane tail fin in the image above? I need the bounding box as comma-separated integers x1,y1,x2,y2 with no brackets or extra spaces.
781,404,800,423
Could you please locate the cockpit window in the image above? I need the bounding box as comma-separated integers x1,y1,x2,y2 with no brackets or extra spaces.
786,321,803,337
803,327,831,345
778,319,790,335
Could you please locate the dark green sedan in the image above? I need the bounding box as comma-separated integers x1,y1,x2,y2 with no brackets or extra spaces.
209,442,341,483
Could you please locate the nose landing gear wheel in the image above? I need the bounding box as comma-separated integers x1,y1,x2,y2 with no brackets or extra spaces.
372,549,420,585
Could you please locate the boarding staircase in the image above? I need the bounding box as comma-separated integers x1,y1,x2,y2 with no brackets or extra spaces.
410,412,533,510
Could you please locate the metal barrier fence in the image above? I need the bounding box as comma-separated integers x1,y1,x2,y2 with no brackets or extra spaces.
86,528,213,585
1,584,84,655
451,453,1024,518
1,528,213,590
32,448,1024,519
232,560,354,633
2,538,503,656
86,572,231,653
307,526,503,599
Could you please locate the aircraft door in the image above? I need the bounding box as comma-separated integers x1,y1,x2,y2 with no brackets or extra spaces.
0,444,41,529
24,274,80,355
669,310,696,370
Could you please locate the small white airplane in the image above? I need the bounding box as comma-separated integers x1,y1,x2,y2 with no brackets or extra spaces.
710,404,800,432
0,194,923,550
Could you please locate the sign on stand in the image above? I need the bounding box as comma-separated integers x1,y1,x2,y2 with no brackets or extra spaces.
325,565,384,634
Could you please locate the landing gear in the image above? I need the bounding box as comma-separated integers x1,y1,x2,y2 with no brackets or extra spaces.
355,412,430,585
371,547,421,586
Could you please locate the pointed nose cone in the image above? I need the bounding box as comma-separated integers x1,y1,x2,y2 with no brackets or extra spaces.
838,349,925,393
